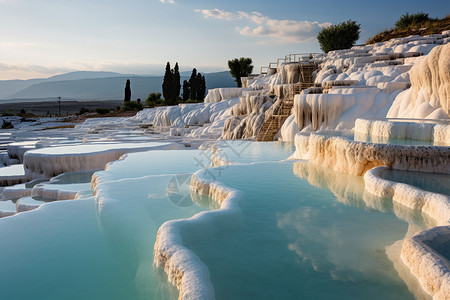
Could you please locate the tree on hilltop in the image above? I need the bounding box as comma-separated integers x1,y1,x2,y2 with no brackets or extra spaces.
317,20,360,53
394,12,430,30
228,57,253,87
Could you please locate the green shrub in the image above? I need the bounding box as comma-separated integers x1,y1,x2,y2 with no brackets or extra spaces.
317,20,360,53
95,108,110,115
123,101,143,111
146,92,164,107
78,107,89,115
184,99,203,103
394,12,430,30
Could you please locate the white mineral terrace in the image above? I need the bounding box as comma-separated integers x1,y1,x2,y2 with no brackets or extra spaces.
364,167,450,299
0,164,26,186
155,172,243,300
401,226,450,300
151,150,450,300
354,118,450,145
23,142,174,179
293,132,450,175
364,167,449,226
0,32,449,300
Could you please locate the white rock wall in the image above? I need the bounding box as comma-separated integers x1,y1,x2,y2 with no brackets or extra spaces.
293,133,450,175
388,44,450,119
354,118,450,145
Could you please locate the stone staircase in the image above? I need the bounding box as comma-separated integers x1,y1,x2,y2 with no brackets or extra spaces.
256,59,319,141
257,62,318,141
294,63,318,94
256,99,294,141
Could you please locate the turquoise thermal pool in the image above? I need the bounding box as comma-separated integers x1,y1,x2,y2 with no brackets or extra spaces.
378,168,450,196
27,142,171,155
188,160,432,299
0,151,207,300
0,142,440,299
213,140,295,164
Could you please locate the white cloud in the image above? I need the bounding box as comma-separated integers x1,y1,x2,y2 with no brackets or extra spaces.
194,8,240,21
195,8,331,43
159,0,174,4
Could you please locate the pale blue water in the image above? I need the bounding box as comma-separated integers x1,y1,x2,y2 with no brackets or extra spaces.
97,150,209,181
379,169,450,196
0,199,146,300
0,149,209,300
215,141,294,164
186,161,427,300
0,142,433,300
49,171,95,184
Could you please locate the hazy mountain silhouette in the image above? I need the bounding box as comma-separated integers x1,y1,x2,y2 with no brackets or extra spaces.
0,71,127,99
0,71,235,102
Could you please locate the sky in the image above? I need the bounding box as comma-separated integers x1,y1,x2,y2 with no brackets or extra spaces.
0,0,447,80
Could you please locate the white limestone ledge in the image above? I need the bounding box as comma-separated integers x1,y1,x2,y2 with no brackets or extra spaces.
355,118,450,145
0,200,16,218
154,171,244,300
364,167,450,226
361,159,450,300
16,197,45,213
23,142,172,180
401,226,450,300
293,132,450,176
0,165,27,187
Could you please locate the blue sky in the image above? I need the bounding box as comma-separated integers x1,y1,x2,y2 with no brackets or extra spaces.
0,0,447,79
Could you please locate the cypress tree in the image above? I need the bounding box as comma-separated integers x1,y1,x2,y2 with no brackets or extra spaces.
124,79,131,102
162,62,182,105
182,80,190,102
189,68,198,101
174,63,181,102
162,62,173,105
199,74,206,102
194,73,203,101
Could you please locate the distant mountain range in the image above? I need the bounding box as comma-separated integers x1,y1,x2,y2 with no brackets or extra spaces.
0,71,236,103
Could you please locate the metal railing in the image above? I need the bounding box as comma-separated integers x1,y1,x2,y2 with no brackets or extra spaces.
260,63,278,74
284,53,323,64
260,53,324,75
276,58,286,66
